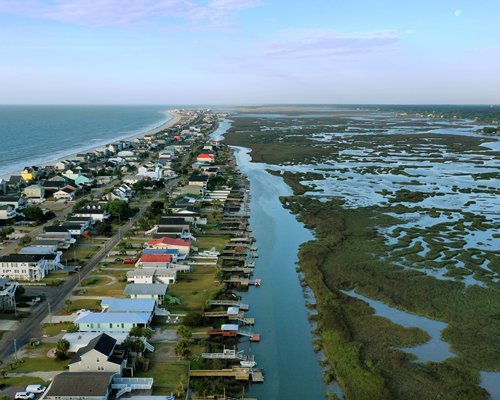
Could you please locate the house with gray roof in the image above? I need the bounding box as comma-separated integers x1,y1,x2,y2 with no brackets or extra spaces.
44,371,115,400
123,283,168,305
69,333,127,374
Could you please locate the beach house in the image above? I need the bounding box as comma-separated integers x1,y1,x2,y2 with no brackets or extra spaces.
0,205,17,221
0,278,18,311
54,187,77,200
0,196,26,210
23,184,46,200
44,372,115,400
75,311,152,333
123,283,168,305
196,153,215,164
126,268,177,285
146,237,191,256
68,333,127,374
73,203,110,222
0,254,48,281
135,254,172,269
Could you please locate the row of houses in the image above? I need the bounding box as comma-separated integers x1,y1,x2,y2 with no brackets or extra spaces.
0,203,111,282
38,109,221,399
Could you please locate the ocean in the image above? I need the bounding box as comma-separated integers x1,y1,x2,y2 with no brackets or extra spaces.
0,105,172,177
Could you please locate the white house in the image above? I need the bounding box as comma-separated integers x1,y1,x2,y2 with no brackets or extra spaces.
75,311,152,333
126,268,177,285
123,283,168,305
69,333,126,374
0,278,18,311
0,254,48,281
73,203,110,222
54,187,76,200
0,205,17,220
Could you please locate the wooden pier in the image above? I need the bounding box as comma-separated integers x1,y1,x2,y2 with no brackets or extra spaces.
190,367,264,383
206,300,249,310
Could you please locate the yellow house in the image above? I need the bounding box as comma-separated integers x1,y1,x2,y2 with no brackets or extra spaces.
21,168,35,182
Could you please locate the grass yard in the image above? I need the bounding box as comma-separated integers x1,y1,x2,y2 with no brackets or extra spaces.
0,376,48,389
195,235,230,252
168,266,222,313
10,355,70,372
61,245,101,262
135,359,189,395
80,280,126,297
42,322,76,337
68,298,101,311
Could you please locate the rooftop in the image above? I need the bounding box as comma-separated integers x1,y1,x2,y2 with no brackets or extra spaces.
45,372,115,398
75,311,151,324
148,237,191,247
124,283,168,296
101,298,156,313
140,254,173,263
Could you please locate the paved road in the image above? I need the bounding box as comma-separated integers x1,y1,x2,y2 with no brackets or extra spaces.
0,197,153,365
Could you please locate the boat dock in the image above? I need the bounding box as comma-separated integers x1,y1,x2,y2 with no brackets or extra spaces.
190,366,264,383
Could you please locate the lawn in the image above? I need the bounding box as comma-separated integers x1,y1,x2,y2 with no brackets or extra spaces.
61,244,101,263
135,359,189,395
6,343,71,372
42,322,76,337
168,266,223,313
80,280,126,297
0,376,48,389
10,355,70,372
68,298,101,311
195,235,230,252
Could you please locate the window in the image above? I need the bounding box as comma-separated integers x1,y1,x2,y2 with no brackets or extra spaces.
109,323,113,328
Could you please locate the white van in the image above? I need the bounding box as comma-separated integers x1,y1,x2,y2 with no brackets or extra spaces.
25,384,46,393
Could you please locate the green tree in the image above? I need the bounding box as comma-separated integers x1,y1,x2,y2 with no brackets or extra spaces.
105,200,134,220
123,337,145,353
19,235,32,246
55,339,70,360
63,299,73,312
129,326,153,339
23,206,47,224
182,312,205,327
174,340,191,359
176,325,192,340
95,221,112,237
73,199,90,212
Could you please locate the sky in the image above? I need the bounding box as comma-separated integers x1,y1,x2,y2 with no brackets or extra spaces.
0,0,499,104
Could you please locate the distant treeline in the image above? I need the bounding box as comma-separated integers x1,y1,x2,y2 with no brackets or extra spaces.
371,104,500,124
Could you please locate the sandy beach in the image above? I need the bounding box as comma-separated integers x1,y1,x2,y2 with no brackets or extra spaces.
0,109,184,181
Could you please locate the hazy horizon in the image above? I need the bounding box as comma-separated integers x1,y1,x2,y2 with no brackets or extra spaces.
1,1,499,104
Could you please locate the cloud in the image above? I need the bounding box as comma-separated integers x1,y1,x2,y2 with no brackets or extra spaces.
0,0,261,28
405,29,417,34
454,9,462,17
260,29,400,59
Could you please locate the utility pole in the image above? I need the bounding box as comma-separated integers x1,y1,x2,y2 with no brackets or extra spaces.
13,339,17,361
48,301,52,324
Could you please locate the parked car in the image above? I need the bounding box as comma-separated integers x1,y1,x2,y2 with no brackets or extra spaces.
26,385,46,393
15,392,35,400
123,258,138,264
114,258,124,262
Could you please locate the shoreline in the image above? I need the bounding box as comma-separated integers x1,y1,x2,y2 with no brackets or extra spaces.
0,109,183,181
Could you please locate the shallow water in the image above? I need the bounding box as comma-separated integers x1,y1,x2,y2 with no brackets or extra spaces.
342,290,454,362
